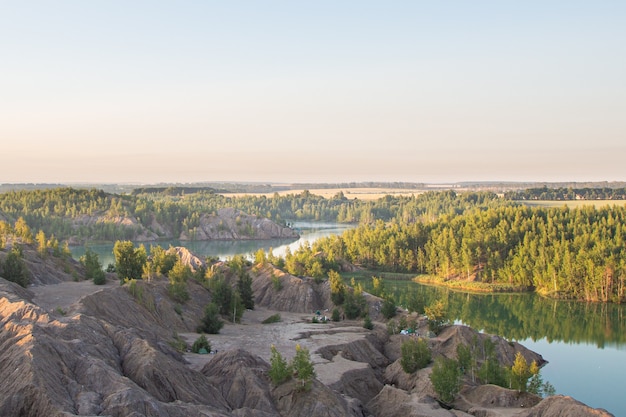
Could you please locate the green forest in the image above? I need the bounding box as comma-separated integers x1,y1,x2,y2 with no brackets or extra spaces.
1,186,625,303
297,204,626,303
0,187,505,242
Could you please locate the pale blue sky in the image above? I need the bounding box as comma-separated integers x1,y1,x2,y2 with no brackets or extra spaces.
1,1,625,184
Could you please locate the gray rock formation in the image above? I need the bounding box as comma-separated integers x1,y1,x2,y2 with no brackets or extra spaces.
180,208,298,241
0,245,615,417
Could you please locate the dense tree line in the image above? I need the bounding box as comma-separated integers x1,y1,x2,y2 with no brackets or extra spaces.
3,187,626,303
505,186,626,201
297,204,626,303
0,187,506,242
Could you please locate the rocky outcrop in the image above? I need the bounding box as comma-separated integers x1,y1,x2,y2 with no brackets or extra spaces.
64,207,298,244
367,385,465,417
433,324,547,368
201,349,276,413
454,384,542,413
167,246,206,272
522,395,614,417
252,264,330,313
271,379,361,417
180,208,298,241
0,244,85,286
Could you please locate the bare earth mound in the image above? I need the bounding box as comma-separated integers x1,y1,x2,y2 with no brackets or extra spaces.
0,247,615,417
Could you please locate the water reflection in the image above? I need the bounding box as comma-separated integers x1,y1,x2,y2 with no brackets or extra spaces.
71,221,353,272
358,278,626,348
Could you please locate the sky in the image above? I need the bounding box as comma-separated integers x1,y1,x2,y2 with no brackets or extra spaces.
1,1,625,185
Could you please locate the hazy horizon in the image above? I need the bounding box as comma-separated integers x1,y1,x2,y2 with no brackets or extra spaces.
2,2,625,185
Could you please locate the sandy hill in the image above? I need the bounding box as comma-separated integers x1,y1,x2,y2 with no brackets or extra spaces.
0,246,614,417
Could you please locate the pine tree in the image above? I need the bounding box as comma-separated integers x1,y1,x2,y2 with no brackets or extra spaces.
430,357,462,404
197,302,223,334
510,352,532,392
238,271,254,310
292,344,315,390
269,345,291,385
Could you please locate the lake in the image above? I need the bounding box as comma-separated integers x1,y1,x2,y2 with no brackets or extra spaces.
360,278,624,416
71,221,623,415
71,221,354,270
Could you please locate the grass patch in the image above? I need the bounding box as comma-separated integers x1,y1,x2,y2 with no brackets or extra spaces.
413,275,528,293
342,270,416,282
262,313,282,324
168,332,187,353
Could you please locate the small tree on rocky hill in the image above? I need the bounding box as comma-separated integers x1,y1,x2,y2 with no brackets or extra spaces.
1,246,28,287
80,248,106,285
424,299,449,335
509,352,532,392
400,338,431,373
197,302,223,334
237,271,254,310
113,240,147,281
381,297,397,319
292,344,316,391
430,357,462,404
269,345,291,385
329,270,345,305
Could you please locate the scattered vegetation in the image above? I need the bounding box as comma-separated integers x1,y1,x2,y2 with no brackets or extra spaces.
262,313,282,324
269,344,316,391
169,333,187,353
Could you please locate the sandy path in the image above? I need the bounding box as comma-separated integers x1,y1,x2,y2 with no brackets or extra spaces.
180,307,370,383
30,278,119,313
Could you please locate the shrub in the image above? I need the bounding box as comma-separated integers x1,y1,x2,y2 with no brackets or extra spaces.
169,333,187,352
343,290,366,319
197,302,224,334
363,315,373,330
80,248,106,285
331,308,341,322
271,273,283,291
192,334,211,353
167,281,190,303
430,357,462,404
381,297,397,319
424,299,449,335
262,313,281,324
400,338,431,373
2,246,28,287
